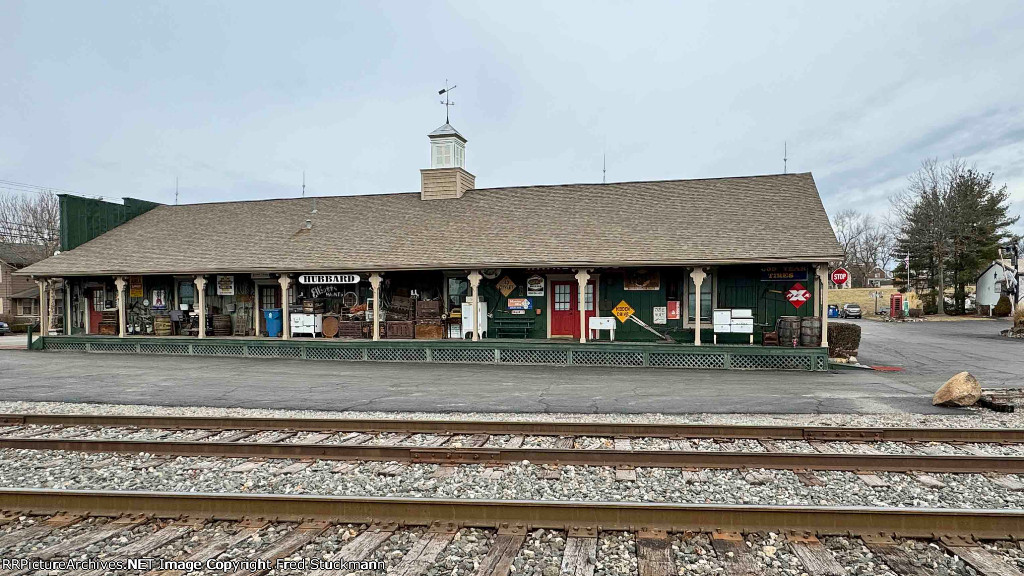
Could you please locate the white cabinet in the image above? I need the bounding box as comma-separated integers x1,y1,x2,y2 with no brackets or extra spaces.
460,302,487,338
290,313,323,337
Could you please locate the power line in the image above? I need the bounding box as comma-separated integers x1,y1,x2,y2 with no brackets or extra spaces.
0,179,121,202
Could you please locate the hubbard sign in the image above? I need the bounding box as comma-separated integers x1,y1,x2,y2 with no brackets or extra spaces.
298,274,360,285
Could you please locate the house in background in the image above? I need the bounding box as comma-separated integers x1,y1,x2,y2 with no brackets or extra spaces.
976,260,1019,314
865,267,894,288
0,242,52,325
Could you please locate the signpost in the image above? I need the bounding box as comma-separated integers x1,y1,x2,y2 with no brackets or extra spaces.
830,268,849,287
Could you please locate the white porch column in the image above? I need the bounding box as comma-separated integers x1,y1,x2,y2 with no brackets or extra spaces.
113,276,127,338
689,268,707,346
575,269,591,343
36,279,49,336
369,273,382,341
467,270,482,341
816,264,830,348
194,275,207,338
278,275,292,340
253,279,261,336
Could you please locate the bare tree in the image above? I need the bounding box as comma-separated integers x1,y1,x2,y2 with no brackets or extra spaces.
831,208,869,269
0,191,59,254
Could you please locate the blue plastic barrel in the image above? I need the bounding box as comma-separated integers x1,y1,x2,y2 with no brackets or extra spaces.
264,308,283,337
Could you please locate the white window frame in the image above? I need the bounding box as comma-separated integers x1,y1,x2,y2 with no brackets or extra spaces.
432,141,453,168
454,140,465,167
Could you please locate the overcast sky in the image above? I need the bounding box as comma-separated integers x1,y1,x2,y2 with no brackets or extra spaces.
2,1,1022,236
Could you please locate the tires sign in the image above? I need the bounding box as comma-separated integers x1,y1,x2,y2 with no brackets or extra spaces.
786,283,811,309
830,268,849,286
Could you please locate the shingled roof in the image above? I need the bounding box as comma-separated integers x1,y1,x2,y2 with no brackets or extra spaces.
0,242,51,267
19,173,842,277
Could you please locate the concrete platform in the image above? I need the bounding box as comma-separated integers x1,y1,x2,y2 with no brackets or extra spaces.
0,318,1016,415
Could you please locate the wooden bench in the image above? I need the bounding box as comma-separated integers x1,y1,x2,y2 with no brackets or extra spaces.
492,316,534,338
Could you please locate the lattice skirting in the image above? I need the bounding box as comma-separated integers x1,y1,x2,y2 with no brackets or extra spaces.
39,338,827,370
649,352,725,369
731,354,811,370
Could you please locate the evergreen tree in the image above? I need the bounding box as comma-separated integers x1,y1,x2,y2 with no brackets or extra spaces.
894,159,1019,314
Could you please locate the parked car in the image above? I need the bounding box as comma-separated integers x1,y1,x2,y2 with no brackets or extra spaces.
840,303,862,319
0,321,9,335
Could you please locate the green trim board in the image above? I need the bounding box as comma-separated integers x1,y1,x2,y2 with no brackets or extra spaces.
34,335,829,371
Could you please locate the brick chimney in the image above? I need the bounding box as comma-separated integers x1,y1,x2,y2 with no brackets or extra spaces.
421,123,475,200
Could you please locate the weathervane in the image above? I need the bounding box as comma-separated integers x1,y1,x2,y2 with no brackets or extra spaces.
438,80,457,123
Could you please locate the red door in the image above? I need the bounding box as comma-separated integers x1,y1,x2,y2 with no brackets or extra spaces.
87,289,104,334
550,281,596,338
258,286,281,334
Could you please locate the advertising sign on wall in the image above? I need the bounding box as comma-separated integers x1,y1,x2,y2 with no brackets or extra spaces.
129,276,144,298
216,275,235,296
666,300,680,320
624,270,660,291
507,298,533,310
786,282,811,309
652,306,667,324
299,274,360,284
760,265,808,282
151,289,167,310
526,275,545,296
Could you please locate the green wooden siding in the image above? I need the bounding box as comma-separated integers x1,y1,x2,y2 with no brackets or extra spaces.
716,264,817,344
599,270,683,341
60,195,162,252
478,271,548,339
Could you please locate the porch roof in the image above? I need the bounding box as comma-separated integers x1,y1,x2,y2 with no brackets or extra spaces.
20,172,843,277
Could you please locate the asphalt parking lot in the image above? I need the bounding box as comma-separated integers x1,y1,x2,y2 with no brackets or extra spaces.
0,319,1017,415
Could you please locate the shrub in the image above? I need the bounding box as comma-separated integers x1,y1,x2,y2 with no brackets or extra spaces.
1014,304,1024,328
828,321,861,358
993,295,1012,317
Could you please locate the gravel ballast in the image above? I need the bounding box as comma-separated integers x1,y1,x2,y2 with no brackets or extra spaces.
1,448,1023,509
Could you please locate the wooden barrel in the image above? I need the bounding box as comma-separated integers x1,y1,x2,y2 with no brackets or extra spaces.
777,316,801,347
322,316,339,338
800,316,822,347
153,314,172,336
212,314,232,336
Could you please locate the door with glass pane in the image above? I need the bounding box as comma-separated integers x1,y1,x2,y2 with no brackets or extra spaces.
550,280,596,338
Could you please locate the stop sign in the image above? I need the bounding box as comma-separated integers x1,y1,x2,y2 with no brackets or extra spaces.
831,268,849,285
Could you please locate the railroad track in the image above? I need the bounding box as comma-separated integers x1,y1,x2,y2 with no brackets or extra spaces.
0,489,1023,575
3,414,1024,475
4,413,1024,573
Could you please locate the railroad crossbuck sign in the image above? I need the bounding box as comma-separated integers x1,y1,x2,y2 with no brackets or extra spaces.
786,283,811,309
830,268,850,286
612,300,636,323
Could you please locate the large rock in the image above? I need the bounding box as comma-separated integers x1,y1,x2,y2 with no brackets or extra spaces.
932,372,982,407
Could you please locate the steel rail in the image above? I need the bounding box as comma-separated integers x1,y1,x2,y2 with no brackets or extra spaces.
2,413,1024,442
2,436,1023,473
1,488,1021,539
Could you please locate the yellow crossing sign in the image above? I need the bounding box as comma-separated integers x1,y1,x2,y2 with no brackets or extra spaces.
612,300,635,323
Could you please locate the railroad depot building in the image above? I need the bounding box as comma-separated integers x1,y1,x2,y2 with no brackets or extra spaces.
19,123,843,370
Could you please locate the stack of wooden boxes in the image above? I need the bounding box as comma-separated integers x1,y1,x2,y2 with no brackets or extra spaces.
415,300,443,339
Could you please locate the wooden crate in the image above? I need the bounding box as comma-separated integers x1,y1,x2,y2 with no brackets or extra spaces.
337,321,364,339
415,321,444,340
415,300,441,319
386,321,415,339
